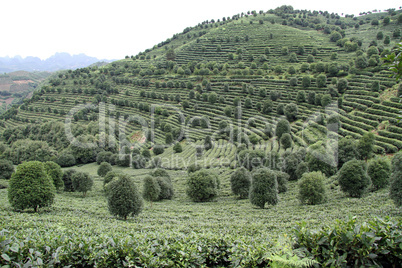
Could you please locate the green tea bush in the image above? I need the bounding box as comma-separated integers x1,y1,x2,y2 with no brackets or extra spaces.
156,177,174,200
0,159,14,180
173,142,183,153
153,144,165,155
97,162,113,177
230,167,251,199
338,159,371,198
8,161,55,212
367,157,391,191
275,119,290,140
103,170,121,187
298,171,327,205
43,161,64,191
249,168,278,209
295,161,309,180
107,174,143,220
71,172,94,197
294,217,402,267
186,169,219,202
274,170,289,194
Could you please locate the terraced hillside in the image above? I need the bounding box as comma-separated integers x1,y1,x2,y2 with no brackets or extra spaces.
0,6,401,167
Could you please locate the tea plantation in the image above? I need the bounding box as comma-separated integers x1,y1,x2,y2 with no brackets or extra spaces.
1,5,402,267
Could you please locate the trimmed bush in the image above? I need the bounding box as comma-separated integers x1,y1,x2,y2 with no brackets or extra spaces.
298,171,327,205
187,163,202,174
280,133,293,150
8,161,55,212
249,168,278,209
56,152,76,167
153,144,165,155
338,137,359,169
367,157,391,191
284,103,298,122
173,142,183,153
107,174,143,220
43,161,64,191
338,159,371,198
275,119,291,140
230,167,251,199
237,150,266,171
72,172,94,197
0,159,14,180
186,169,219,202
295,161,309,180
142,176,161,204
97,162,113,177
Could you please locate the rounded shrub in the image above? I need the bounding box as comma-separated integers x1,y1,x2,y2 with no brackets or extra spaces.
104,170,121,187
187,163,202,174
298,171,327,205
72,172,94,197
62,169,77,192
0,159,14,180
249,168,278,209
230,167,251,199
8,161,55,212
367,157,391,191
153,144,165,155
142,176,161,203
156,177,174,200
295,161,309,180
44,161,64,191
390,152,402,206
186,169,219,202
275,119,291,140
338,159,371,198
107,174,143,220
173,142,183,153
150,168,170,178
280,133,293,150
57,152,76,167
97,162,113,177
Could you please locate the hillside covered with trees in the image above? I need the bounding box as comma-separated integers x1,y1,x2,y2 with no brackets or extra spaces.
1,5,402,267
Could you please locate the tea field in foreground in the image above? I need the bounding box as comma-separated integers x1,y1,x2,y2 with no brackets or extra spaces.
1,164,401,266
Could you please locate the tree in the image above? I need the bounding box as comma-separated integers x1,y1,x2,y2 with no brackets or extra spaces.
275,119,291,139
280,133,292,150
357,132,375,160
330,31,342,42
337,78,348,94
208,92,218,104
173,142,183,153
316,74,327,88
390,152,402,206
153,144,165,155
165,133,173,145
296,91,305,102
262,100,273,114
44,161,64,191
8,161,55,212
367,157,391,191
142,176,161,205
275,170,289,194
321,94,332,107
186,169,219,202
107,174,143,220
302,76,311,88
244,97,253,109
338,137,359,169
230,167,251,199
298,171,327,205
249,168,278,209
62,169,77,192
166,48,176,61
0,159,14,180
295,161,309,179
338,159,371,198
284,103,298,122
97,162,113,177
204,135,213,151
72,172,94,197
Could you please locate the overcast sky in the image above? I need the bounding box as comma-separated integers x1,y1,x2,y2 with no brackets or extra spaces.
1,0,400,60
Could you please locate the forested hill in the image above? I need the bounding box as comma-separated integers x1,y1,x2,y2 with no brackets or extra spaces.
0,5,401,168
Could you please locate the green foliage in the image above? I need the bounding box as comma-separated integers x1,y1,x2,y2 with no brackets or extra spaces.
338,137,359,169
43,161,64,191
294,216,402,267
103,170,121,187
230,167,251,199
316,74,327,88
204,135,213,151
186,169,219,202
142,176,161,203
306,143,337,177
338,159,371,198
97,162,113,177
153,144,165,155
275,119,291,139
249,168,278,209
390,152,402,206
107,174,143,220
0,160,14,180
298,171,327,205
237,150,266,171
156,177,174,200
4,139,57,165
302,76,311,88
8,161,55,212
262,100,273,114
72,172,94,197
295,161,309,180
284,103,298,122
357,132,375,160
274,170,289,194
173,142,183,153
367,157,391,191
280,133,292,150
62,169,77,192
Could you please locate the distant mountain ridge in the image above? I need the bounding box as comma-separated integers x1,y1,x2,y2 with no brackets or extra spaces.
0,52,114,73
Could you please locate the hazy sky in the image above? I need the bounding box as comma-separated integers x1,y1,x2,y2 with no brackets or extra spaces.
1,0,400,60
